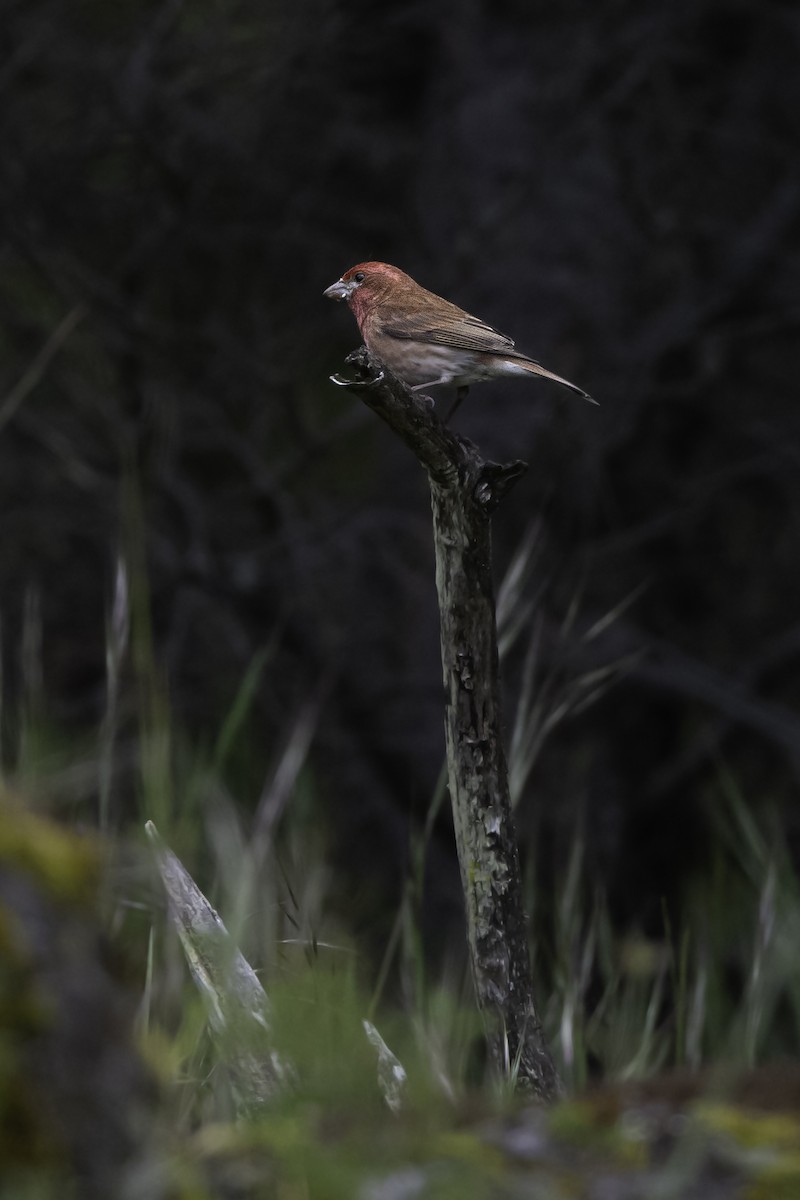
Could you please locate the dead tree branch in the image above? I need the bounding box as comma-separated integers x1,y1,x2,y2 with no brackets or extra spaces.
332,347,561,1100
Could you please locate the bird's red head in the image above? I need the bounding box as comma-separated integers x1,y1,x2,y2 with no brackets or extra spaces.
323,262,412,319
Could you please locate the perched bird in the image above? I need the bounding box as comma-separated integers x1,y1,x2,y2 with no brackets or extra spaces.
324,262,594,414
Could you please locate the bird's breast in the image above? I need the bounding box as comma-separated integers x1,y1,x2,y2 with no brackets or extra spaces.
366,331,487,389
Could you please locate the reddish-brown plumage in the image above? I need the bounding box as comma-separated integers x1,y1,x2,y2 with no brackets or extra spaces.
324,262,594,404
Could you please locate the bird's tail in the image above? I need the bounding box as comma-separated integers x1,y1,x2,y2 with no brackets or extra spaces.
516,357,597,404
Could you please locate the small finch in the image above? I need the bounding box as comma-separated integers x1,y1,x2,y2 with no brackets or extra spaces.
324,262,594,413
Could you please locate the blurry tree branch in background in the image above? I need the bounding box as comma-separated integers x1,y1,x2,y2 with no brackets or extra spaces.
332,348,561,1100
146,819,285,1112
0,306,86,436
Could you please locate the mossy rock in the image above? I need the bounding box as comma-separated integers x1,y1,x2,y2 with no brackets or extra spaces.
0,798,158,1199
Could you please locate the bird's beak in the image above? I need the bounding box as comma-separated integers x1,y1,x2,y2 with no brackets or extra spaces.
323,278,355,302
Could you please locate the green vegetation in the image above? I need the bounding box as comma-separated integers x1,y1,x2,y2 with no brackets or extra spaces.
1,548,798,1199
2,0,798,1192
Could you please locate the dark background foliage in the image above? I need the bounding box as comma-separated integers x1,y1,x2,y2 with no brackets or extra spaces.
2,0,798,962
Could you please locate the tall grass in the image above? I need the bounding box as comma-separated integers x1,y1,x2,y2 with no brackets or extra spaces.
4,532,799,1138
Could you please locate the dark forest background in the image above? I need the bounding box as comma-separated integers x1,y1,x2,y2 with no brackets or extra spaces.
2,0,799,973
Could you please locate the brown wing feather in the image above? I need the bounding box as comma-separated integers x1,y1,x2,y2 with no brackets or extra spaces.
380,308,525,358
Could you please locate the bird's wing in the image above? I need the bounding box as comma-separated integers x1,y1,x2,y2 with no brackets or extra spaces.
380,308,524,357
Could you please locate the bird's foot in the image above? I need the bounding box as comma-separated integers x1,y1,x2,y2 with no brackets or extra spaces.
330,346,385,388
330,370,385,388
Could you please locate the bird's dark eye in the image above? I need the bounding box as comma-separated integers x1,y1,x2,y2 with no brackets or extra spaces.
353,271,365,283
